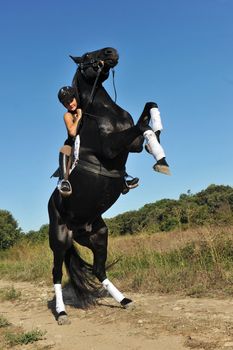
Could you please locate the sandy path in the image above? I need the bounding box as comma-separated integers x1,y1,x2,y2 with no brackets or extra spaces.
1,280,233,349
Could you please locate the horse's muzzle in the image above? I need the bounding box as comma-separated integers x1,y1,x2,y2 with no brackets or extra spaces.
103,48,119,67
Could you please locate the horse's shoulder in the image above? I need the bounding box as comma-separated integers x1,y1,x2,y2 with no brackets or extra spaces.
99,104,133,130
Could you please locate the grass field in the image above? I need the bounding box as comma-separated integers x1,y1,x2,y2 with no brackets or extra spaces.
1,226,233,297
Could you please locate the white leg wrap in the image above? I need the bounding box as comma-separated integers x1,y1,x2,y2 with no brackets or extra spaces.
54,284,66,314
150,107,163,132
144,130,165,161
74,135,80,162
102,278,125,303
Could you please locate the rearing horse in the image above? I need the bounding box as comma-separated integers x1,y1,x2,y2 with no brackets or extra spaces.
48,47,154,324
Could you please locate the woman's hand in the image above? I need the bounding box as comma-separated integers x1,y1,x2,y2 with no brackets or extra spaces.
74,108,82,121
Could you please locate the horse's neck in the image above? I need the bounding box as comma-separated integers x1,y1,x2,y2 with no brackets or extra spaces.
76,72,133,131
77,73,113,109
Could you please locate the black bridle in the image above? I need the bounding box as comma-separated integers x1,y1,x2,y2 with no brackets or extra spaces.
80,58,104,72
79,58,117,113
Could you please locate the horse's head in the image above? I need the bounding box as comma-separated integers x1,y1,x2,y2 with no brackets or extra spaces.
70,47,119,82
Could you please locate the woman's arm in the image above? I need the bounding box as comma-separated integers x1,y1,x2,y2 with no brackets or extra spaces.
64,109,82,137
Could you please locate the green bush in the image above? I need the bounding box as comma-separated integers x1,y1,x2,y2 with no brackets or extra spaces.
0,210,22,249
5,329,45,346
106,185,233,236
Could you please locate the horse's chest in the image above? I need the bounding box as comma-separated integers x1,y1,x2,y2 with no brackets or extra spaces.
89,98,133,133
97,110,132,134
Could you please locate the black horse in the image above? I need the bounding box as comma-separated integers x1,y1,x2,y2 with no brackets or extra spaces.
48,47,154,324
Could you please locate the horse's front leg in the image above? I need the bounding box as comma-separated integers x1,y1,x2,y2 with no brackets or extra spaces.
90,218,133,308
127,135,144,153
100,103,155,159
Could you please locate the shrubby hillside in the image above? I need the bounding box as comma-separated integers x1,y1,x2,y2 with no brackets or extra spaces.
1,184,233,249
105,184,233,235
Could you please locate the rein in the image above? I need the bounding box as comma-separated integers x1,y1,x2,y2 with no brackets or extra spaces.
111,68,117,103
82,62,104,114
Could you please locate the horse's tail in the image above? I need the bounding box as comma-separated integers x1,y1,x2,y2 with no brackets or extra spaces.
64,244,103,308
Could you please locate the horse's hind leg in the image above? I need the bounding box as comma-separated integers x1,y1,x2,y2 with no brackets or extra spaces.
84,217,133,308
48,198,73,324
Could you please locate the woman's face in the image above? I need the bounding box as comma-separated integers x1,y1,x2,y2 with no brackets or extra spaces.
65,98,78,112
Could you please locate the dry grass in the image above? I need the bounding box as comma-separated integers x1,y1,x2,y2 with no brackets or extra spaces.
0,240,52,284
1,226,233,296
0,286,21,301
108,226,233,254
106,226,233,295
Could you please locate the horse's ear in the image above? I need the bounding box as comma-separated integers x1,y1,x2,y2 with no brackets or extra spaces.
69,55,82,64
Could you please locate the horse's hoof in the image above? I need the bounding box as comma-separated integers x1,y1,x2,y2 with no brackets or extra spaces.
57,312,71,325
145,101,158,110
120,298,134,309
153,164,171,176
137,102,158,131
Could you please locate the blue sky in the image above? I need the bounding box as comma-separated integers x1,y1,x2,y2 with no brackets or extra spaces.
0,0,232,232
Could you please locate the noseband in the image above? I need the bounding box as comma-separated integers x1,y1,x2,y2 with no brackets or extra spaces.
80,58,105,77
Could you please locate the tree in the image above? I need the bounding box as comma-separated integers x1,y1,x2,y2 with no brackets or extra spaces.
24,224,49,243
0,210,22,249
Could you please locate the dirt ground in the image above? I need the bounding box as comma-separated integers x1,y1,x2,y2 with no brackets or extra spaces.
1,280,233,350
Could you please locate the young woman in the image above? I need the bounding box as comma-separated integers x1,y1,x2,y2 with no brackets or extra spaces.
57,86,82,196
